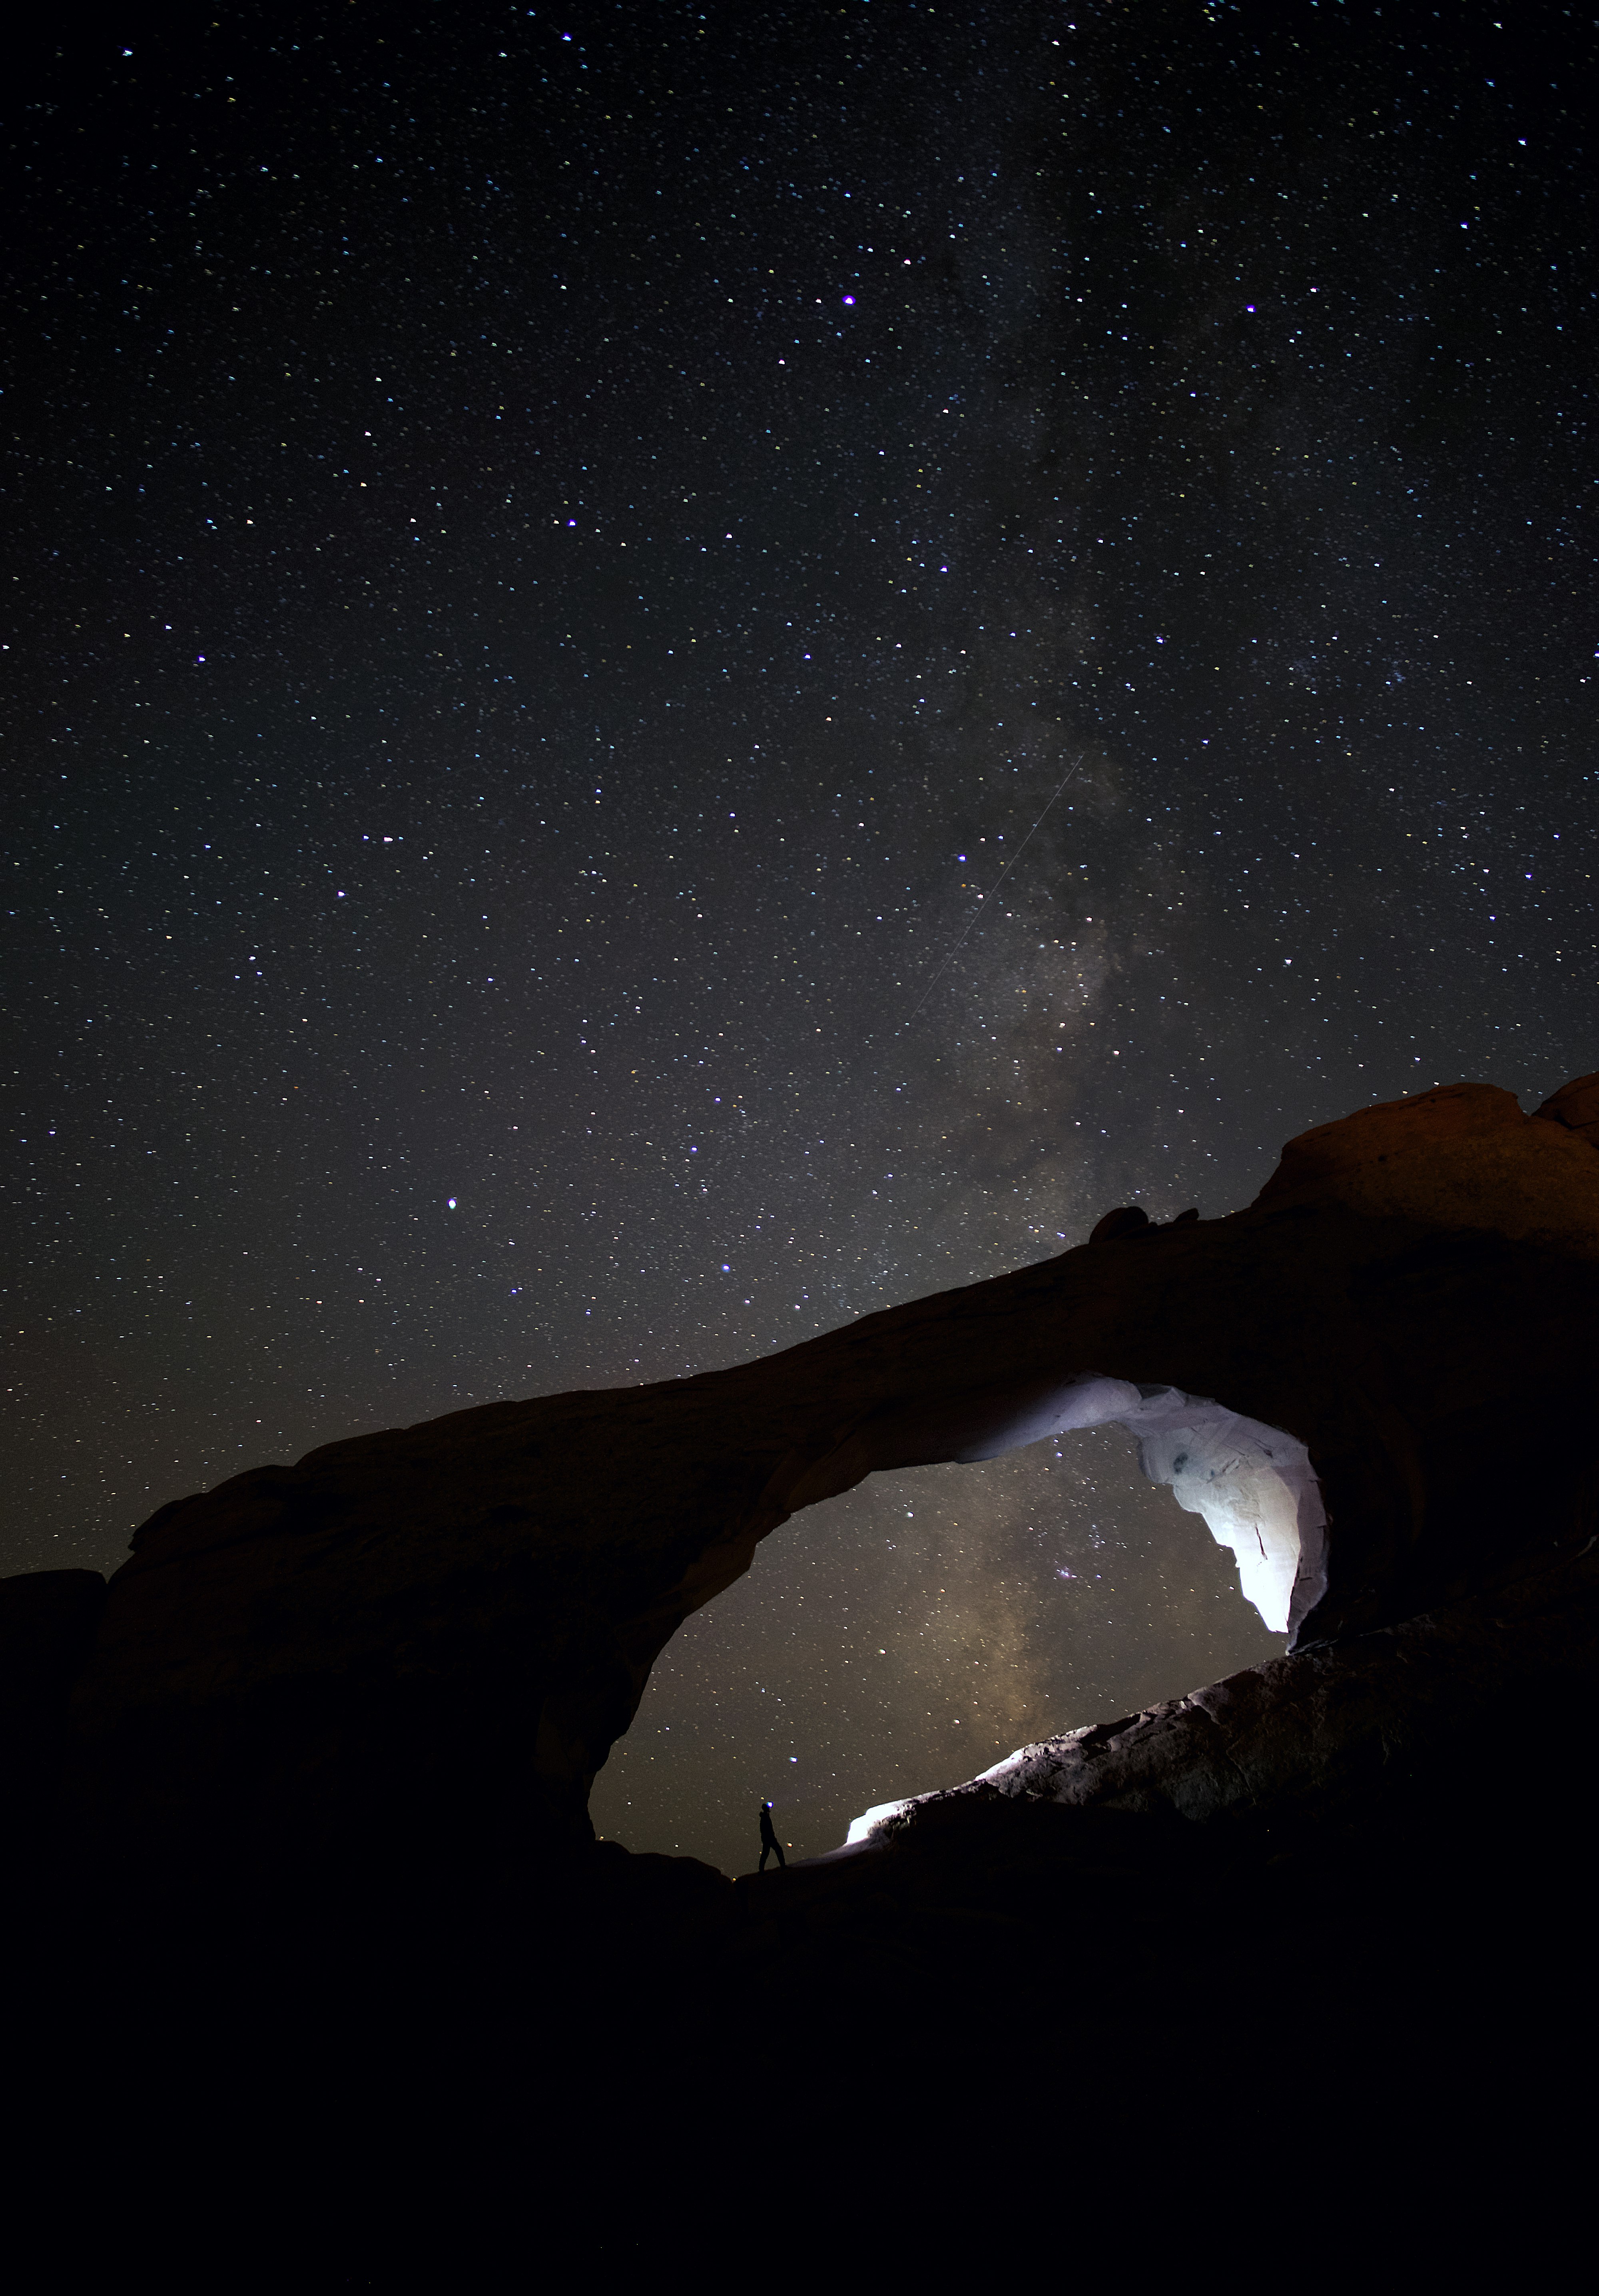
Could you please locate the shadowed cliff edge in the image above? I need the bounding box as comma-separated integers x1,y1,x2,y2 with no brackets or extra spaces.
5,1074,1597,2262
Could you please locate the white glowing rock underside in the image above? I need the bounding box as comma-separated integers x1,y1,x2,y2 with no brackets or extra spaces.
1129,1390,1323,1636
950,1375,1328,1639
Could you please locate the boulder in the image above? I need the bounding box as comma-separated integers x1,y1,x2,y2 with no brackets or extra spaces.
1535,1066,1599,1150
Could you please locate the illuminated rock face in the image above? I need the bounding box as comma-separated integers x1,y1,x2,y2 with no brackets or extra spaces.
934,1370,1323,1635
1130,1395,1322,1637
28,1072,1599,1889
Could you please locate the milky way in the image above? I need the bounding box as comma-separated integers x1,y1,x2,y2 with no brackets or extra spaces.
6,2,1593,1872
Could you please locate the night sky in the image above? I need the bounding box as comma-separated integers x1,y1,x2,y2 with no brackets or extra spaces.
6,2,1594,1875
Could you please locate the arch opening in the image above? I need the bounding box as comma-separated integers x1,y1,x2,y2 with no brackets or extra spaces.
591,1381,1311,1872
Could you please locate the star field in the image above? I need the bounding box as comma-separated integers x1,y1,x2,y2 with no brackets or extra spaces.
4,1,1594,1873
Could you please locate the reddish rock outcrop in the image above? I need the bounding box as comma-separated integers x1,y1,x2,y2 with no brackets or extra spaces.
1536,1068,1599,1151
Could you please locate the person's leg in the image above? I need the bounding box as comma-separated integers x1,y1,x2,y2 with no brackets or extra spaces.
758,1844,770,1871
774,1844,786,1869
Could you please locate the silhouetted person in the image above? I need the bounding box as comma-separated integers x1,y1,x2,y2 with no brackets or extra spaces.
758,1800,786,1872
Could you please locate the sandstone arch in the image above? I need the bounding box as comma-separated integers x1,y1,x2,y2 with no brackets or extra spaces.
17,1074,1588,1898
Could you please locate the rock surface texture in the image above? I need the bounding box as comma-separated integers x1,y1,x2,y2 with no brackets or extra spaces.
18,1073,1597,1894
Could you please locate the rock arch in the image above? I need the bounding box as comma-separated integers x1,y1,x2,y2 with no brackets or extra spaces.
20,1074,1596,1893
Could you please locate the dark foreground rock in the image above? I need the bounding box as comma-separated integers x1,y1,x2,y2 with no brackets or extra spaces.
0,1568,105,1845
4,1076,1597,2268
